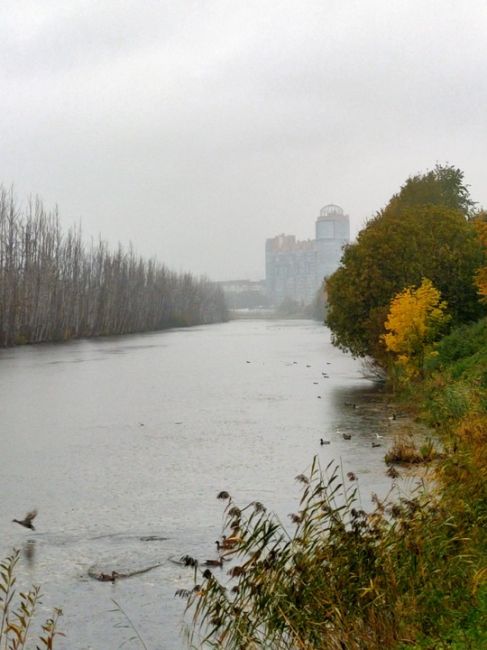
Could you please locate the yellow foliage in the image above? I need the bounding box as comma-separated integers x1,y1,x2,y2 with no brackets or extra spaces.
473,221,487,303
382,278,450,378
477,267,487,302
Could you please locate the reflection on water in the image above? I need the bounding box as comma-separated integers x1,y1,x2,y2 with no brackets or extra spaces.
22,539,36,567
0,320,410,649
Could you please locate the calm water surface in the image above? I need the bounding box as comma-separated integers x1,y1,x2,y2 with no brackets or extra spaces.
0,320,404,649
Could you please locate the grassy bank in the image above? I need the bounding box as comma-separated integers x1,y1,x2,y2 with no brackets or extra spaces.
183,319,487,649
395,317,487,647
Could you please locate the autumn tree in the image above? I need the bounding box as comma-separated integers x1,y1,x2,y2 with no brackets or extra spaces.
326,166,485,362
382,278,450,379
385,163,475,217
472,214,487,303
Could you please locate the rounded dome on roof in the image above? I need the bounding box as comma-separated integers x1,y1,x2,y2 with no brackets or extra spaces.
319,204,345,219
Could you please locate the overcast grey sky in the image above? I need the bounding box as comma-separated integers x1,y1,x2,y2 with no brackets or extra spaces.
1,1,486,280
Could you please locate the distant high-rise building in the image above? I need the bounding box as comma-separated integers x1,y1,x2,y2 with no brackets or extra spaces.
265,204,350,306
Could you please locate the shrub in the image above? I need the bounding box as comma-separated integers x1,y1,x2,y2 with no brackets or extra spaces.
182,458,482,649
0,550,63,648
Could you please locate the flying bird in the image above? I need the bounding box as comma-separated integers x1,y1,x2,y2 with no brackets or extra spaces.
12,509,37,530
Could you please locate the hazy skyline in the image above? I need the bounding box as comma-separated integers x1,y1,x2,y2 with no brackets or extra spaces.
2,1,486,281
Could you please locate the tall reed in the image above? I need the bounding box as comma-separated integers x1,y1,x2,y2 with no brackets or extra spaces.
0,550,63,649
182,456,484,649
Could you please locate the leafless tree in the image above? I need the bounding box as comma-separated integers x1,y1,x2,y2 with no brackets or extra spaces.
0,187,228,346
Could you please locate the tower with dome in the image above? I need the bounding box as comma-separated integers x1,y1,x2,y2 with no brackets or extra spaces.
265,204,350,306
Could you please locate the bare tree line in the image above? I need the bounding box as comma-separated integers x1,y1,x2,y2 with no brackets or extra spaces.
0,187,228,346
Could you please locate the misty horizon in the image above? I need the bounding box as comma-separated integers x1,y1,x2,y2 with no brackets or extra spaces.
2,1,486,281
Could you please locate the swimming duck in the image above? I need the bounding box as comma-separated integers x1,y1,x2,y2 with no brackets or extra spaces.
97,571,119,582
215,535,240,551
203,558,224,567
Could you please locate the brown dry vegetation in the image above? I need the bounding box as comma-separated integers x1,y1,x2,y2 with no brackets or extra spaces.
384,434,442,465
182,327,487,649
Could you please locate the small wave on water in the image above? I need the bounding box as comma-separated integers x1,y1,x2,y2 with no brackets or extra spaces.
28,530,170,547
87,560,163,582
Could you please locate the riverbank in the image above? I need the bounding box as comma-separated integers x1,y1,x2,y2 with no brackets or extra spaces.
184,318,487,649
392,317,487,648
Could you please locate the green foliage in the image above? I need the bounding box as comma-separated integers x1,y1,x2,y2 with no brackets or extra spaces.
424,382,472,428
326,167,485,360
422,319,487,405
0,550,63,648
402,587,487,649
385,164,476,217
429,318,487,368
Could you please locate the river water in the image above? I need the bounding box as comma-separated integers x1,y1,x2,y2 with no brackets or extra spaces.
0,319,404,649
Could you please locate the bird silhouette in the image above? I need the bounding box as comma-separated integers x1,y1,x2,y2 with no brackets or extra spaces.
12,509,37,530
320,438,330,445
342,433,352,441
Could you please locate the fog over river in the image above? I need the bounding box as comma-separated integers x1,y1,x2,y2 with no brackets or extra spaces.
0,319,410,649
